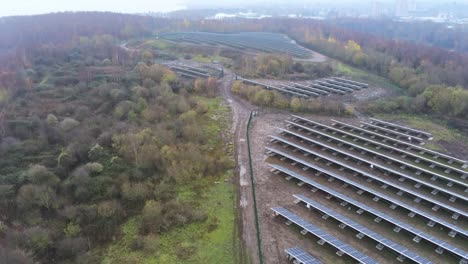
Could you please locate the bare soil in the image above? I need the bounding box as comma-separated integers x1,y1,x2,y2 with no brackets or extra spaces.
167,58,466,264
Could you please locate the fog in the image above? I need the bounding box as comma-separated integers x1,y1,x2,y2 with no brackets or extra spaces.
0,0,186,17
2,0,468,17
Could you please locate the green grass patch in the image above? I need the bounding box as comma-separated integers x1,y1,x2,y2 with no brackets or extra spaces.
101,97,241,264
101,173,239,264
191,54,214,64
144,39,171,50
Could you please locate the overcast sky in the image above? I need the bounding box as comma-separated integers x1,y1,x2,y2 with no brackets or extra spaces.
0,0,187,17
1,0,467,17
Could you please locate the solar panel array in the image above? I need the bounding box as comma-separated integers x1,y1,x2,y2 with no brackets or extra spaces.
276,128,468,204
269,134,468,220
159,32,311,58
169,65,211,79
285,247,322,264
269,164,468,262
289,116,468,190
272,207,378,264
293,194,432,264
369,118,434,140
329,119,468,180
266,146,468,237
266,115,468,264
236,77,368,99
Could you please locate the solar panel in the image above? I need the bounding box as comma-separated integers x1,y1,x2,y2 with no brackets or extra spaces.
285,247,322,264
269,164,468,262
332,77,369,88
266,146,468,238
330,119,467,177
294,194,432,264
292,116,468,178
287,117,468,189
238,77,309,98
272,207,378,264
369,118,433,138
323,78,363,90
269,135,468,220
360,122,425,144
276,128,468,204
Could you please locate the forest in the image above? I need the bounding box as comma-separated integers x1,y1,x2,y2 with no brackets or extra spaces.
0,13,234,263
1,11,468,264
325,18,468,54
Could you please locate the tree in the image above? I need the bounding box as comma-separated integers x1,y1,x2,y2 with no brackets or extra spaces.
290,97,303,112
16,184,57,210
23,227,52,256
0,247,34,264
121,181,151,204
26,165,59,187
140,200,162,234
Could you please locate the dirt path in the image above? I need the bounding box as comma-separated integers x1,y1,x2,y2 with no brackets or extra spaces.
218,70,261,264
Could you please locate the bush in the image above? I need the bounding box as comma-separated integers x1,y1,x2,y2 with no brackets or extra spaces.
23,227,52,256
46,114,58,125
140,200,162,234
56,237,87,260
59,118,80,131
0,247,34,264
85,162,104,174
26,164,59,187
129,236,145,251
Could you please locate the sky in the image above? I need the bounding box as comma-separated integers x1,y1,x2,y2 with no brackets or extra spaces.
1,0,468,17
0,0,187,17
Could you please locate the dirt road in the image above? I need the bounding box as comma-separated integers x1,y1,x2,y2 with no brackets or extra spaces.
218,70,261,264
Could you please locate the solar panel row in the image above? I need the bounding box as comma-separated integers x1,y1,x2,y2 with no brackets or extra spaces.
285,247,322,264
332,119,426,146
287,118,468,190
360,122,425,144
272,207,378,264
237,77,310,98
160,32,311,58
333,77,369,88
266,146,468,238
269,164,468,262
325,78,364,90
296,116,468,176
277,128,468,204
330,119,468,177
269,134,468,220
293,194,432,264
170,66,211,78
369,118,433,139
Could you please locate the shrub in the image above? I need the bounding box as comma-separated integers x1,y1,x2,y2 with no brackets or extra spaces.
140,200,162,234
56,237,87,260
46,114,58,125
0,247,34,264
26,164,59,187
85,162,104,174
59,118,80,131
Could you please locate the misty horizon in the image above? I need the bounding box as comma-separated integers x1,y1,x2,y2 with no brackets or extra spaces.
3,0,468,18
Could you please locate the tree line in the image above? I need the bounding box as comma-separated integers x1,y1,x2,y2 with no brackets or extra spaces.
0,27,232,263
186,18,468,119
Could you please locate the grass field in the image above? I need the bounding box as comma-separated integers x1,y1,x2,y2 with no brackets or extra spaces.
100,97,243,264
